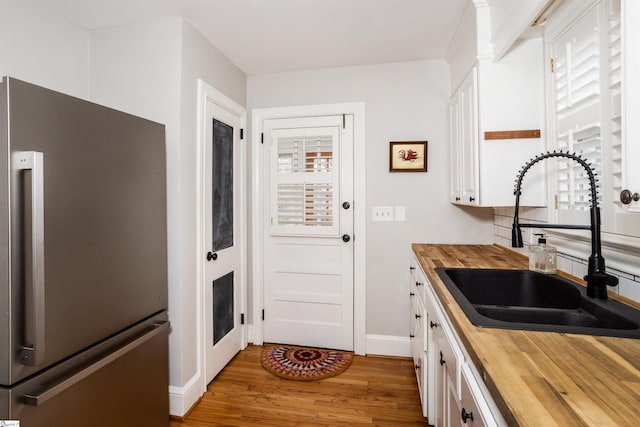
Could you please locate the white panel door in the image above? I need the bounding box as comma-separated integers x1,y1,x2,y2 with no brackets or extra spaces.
262,114,354,351
203,99,243,384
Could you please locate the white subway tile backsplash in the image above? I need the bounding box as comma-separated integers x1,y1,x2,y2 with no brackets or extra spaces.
607,267,634,281
557,256,572,273
492,208,640,303
619,276,640,302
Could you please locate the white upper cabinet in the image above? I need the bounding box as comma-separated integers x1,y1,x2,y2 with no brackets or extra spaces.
448,1,547,207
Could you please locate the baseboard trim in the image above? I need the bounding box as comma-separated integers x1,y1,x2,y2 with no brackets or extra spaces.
365,334,411,357
169,372,202,417
248,329,411,357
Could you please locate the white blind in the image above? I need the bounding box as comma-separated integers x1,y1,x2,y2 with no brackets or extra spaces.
276,183,333,227
553,5,603,212
270,130,340,236
277,135,333,173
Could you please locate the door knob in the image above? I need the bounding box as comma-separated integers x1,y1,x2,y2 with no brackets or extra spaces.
620,189,640,205
342,234,351,242
206,251,218,261
342,201,351,209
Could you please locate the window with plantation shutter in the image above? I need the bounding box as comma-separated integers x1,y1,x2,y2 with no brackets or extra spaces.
269,127,341,236
551,4,603,215
547,0,640,239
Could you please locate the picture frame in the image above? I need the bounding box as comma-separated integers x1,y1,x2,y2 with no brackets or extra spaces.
389,141,428,172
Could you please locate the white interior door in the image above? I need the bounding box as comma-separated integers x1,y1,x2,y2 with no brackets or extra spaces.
203,98,243,384
262,114,354,351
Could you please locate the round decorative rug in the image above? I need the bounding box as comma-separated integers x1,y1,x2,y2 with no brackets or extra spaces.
261,345,353,381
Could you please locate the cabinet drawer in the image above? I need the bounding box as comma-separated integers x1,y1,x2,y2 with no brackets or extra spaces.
410,255,428,304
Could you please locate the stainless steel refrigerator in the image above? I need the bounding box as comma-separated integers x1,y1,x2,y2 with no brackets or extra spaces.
0,77,169,426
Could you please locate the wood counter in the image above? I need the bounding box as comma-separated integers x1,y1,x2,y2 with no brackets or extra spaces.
412,244,640,427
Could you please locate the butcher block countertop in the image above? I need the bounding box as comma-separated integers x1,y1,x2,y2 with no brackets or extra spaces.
412,244,640,427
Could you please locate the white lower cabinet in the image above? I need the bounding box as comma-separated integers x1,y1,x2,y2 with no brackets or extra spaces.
409,254,429,417
410,254,505,426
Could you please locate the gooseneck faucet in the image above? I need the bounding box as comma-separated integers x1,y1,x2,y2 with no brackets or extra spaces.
512,151,618,299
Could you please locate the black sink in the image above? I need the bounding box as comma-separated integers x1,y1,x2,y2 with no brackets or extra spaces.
435,268,640,338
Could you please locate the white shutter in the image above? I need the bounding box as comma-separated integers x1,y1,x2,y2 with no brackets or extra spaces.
608,0,623,208
552,5,603,214
270,127,340,236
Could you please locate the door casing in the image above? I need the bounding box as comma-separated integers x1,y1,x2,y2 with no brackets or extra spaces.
251,103,366,355
196,79,247,394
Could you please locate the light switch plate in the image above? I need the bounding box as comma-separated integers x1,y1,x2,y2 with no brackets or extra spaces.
395,206,406,222
372,206,394,221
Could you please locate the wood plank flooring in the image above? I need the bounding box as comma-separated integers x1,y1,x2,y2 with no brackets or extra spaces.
170,345,429,426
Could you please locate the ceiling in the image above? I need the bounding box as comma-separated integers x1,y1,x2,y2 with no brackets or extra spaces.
25,0,469,76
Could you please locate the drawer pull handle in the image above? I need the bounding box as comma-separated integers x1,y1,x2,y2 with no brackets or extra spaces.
430,321,439,329
461,408,474,423
439,351,446,366
410,292,415,296
410,334,415,338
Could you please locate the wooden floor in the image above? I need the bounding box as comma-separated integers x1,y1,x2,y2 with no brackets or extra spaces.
170,345,430,426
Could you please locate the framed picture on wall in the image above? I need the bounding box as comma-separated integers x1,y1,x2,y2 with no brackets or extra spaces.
389,141,427,172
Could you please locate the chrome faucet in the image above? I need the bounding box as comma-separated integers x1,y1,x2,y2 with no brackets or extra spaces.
512,151,618,299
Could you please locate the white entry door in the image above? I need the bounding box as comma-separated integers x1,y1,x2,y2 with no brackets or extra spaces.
203,97,244,384
262,114,354,351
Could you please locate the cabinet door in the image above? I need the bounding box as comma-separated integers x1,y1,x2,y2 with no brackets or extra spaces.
612,0,640,236
447,373,463,427
450,94,462,203
460,363,493,427
460,68,479,206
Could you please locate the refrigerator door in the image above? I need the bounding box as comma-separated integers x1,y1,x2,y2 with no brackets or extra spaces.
1,314,169,426
0,77,168,385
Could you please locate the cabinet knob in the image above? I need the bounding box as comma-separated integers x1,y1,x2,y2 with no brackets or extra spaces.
455,196,461,201
430,321,439,329
620,189,640,204
410,334,415,338
410,292,415,297
409,266,416,271
415,364,420,370
415,314,422,319
439,351,446,366
469,196,475,202
415,281,422,287
461,408,474,423
206,251,218,261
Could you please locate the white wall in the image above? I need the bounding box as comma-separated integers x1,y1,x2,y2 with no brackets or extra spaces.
447,0,478,93
88,18,185,389
248,61,494,340
0,0,89,97
88,18,247,416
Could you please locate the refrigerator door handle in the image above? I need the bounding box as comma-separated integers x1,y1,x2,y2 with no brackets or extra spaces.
14,151,46,367
23,321,170,406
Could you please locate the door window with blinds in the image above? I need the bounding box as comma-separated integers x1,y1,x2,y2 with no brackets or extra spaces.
549,0,620,227
269,127,341,236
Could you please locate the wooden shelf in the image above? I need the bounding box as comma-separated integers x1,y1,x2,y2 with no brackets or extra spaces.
484,129,541,140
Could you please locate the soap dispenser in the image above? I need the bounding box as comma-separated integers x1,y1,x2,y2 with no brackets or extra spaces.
529,234,557,274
